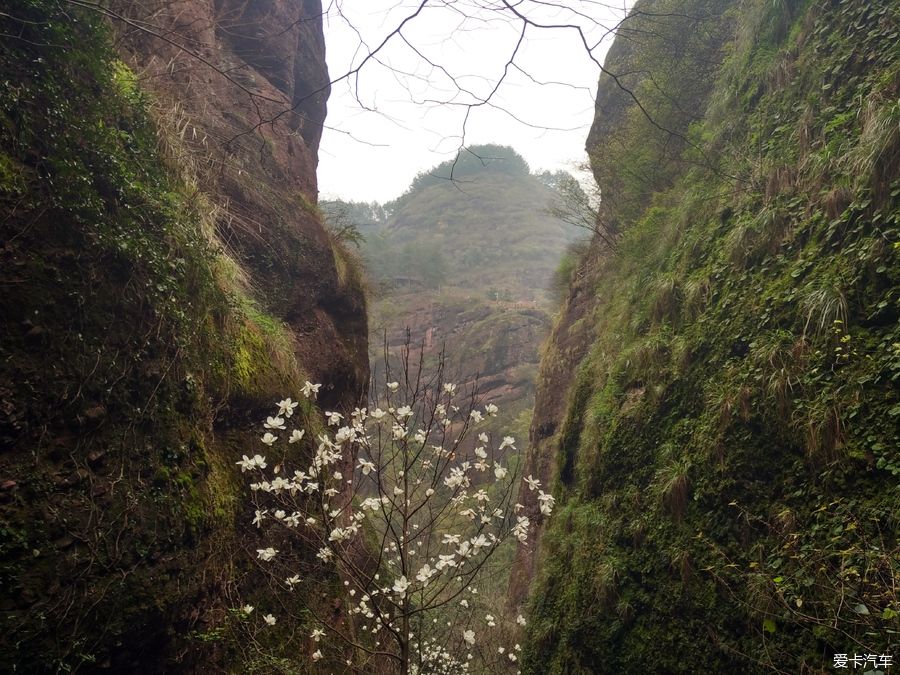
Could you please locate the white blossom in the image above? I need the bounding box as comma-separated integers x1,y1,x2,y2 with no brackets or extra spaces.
416,564,436,585
335,426,354,444
264,415,286,430
264,613,276,626
444,466,468,489
361,497,382,511
256,547,278,562
524,474,541,491
301,381,321,399
261,432,277,446
470,534,489,552
392,575,410,597
277,398,299,417
538,490,555,516
436,554,457,570
289,429,305,444
512,516,530,542
236,454,267,472
329,527,351,542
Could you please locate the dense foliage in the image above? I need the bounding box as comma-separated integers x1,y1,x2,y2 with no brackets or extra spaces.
391,144,532,212
0,3,352,671
349,147,575,296
523,0,900,672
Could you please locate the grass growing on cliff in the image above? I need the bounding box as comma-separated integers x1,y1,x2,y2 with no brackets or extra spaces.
0,4,316,671
523,0,900,672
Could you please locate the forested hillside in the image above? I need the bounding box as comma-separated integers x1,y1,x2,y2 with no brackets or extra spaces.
518,0,900,672
325,146,579,441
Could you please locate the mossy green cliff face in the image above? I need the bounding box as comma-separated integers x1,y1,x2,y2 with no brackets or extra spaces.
519,0,899,672
0,2,366,672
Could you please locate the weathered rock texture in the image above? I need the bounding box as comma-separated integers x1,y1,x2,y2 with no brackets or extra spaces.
115,0,366,406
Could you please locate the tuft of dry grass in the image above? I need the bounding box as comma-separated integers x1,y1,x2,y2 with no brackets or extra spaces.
844,97,900,200
822,184,853,220
802,285,848,339
593,558,623,609
650,275,681,324
683,275,710,320
802,401,846,465
653,456,692,522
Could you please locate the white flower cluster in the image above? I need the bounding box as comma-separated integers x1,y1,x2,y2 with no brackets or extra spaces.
235,379,550,672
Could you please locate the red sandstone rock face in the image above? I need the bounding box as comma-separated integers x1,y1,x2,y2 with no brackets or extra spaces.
118,0,328,192
115,0,366,408
214,0,330,154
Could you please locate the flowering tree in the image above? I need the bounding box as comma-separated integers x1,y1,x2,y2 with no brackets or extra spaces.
236,350,554,673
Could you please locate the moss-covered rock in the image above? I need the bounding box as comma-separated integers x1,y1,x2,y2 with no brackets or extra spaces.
520,0,900,672
0,2,365,671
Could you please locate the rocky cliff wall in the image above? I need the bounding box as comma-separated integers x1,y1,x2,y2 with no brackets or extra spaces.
0,1,366,671
114,0,366,406
510,0,736,609
517,0,899,672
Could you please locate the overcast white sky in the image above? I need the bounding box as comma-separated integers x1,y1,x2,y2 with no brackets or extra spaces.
317,0,632,203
